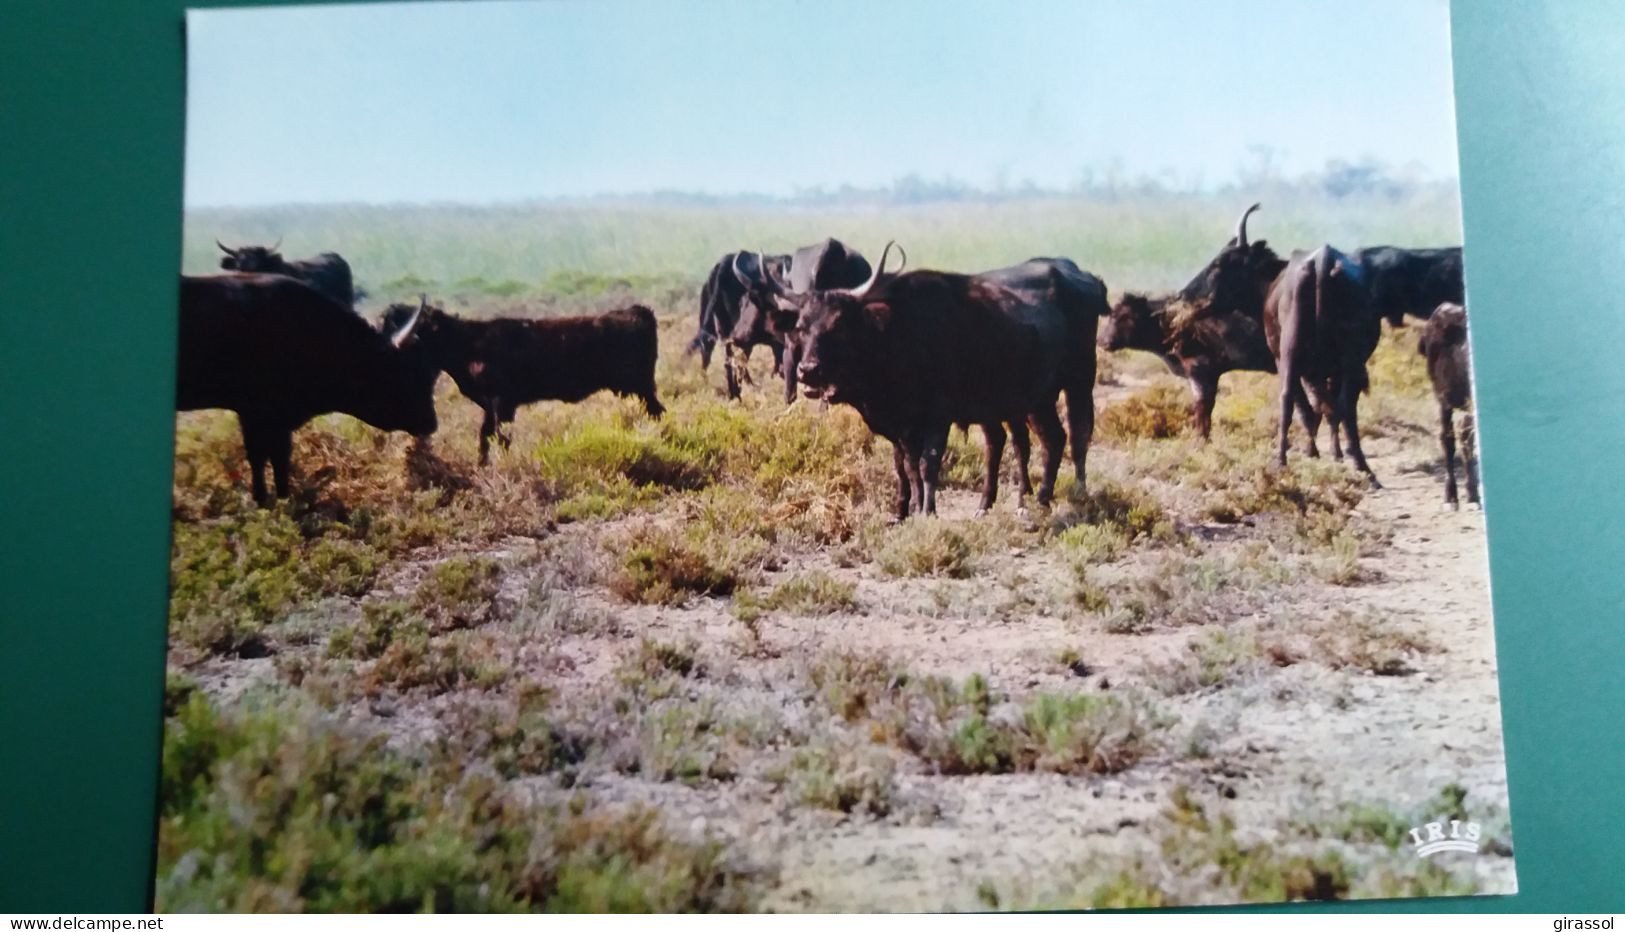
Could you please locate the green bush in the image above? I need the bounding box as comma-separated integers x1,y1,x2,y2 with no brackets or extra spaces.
156,695,756,912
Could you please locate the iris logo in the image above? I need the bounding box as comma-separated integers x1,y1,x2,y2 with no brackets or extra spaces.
1408,818,1481,857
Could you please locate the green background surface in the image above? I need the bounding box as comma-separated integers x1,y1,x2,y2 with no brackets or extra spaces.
0,0,1619,913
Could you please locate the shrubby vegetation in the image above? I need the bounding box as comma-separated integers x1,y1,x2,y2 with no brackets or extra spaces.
163,190,1497,910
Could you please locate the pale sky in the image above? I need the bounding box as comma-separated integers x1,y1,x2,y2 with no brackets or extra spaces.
184,0,1459,206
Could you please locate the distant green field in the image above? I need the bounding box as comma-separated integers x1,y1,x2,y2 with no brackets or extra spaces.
184,190,1463,313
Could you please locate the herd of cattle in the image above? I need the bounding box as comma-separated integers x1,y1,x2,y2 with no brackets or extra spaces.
179,205,1480,516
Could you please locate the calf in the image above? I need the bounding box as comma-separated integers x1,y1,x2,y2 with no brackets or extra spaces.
382,302,664,464
217,240,358,312
177,275,436,503
1418,302,1478,508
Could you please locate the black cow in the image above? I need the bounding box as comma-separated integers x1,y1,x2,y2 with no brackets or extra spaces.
793,244,1104,518
381,302,664,464
1418,302,1478,508
217,239,358,311
177,275,437,504
1351,246,1463,326
974,257,1109,499
1170,204,1383,484
740,238,873,401
689,250,790,400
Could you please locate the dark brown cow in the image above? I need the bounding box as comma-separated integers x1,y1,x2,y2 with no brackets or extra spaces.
1418,302,1478,508
793,244,1104,518
1098,291,1334,456
177,274,437,503
381,302,664,464
1171,204,1383,484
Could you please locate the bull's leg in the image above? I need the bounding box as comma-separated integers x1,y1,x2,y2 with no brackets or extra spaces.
1337,376,1380,488
1325,401,1344,461
496,400,516,452
1461,410,1480,505
904,440,926,518
267,427,294,501
921,425,950,516
1291,382,1322,458
891,442,911,521
1439,403,1460,508
1275,370,1298,469
1064,384,1094,491
1009,419,1033,508
1189,374,1218,441
239,415,272,505
477,403,498,466
736,344,756,387
723,346,742,400
781,343,800,405
979,421,1007,514
1031,405,1066,508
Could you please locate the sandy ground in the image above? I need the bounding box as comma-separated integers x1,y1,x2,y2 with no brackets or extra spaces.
180,367,1517,910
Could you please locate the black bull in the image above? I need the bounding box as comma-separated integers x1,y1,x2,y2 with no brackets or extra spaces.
217,240,358,312
792,250,1108,518
689,238,871,401
176,274,437,503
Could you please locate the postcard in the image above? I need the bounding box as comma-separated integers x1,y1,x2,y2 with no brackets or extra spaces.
160,0,1513,911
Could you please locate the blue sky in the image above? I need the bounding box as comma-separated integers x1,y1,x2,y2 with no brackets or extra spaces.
185,0,1459,206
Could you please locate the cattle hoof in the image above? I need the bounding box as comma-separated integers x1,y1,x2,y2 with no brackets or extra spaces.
1442,501,1460,512
1468,500,1483,511
1366,476,1383,490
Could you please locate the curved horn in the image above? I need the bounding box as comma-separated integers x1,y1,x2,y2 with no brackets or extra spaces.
1235,203,1260,248
270,235,283,252
843,240,906,298
761,254,790,296
732,251,758,289
390,295,428,348
216,239,235,255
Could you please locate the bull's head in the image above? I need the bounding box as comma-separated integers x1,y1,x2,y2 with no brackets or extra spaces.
1170,204,1284,320
217,237,284,273
378,294,437,348
1099,293,1167,352
359,294,439,437
793,241,906,403
727,251,794,344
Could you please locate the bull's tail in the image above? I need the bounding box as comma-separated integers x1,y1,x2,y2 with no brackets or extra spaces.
1315,247,1371,395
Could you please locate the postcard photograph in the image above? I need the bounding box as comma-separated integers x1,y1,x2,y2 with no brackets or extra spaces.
160,0,1515,911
